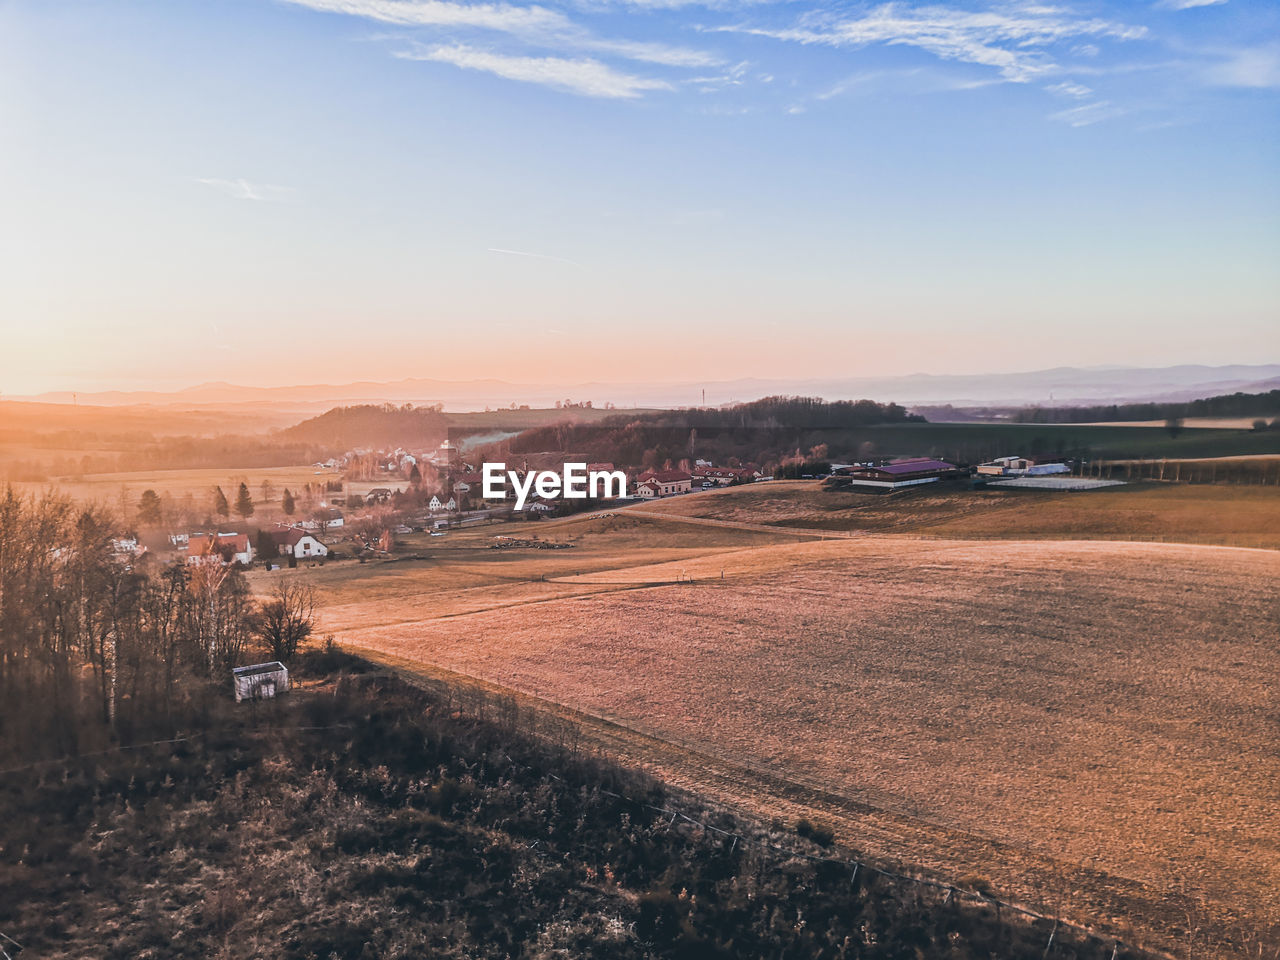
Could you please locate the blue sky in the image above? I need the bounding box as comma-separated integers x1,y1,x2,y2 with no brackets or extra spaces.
1,0,1277,393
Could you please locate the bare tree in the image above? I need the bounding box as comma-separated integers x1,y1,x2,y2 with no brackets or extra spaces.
257,580,316,663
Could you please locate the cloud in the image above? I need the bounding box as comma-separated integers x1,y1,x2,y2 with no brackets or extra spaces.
193,178,293,201
283,0,721,69
1204,45,1280,88
488,247,583,265
715,3,1147,82
281,0,569,35
404,44,673,97
1045,80,1092,98
1049,99,1125,126
1153,0,1226,9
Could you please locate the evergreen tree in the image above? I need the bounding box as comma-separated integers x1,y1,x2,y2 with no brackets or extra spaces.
282,488,295,516
408,464,422,487
234,482,255,519
213,486,230,518
137,489,162,525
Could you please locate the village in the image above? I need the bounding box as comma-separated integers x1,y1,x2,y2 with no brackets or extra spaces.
108,436,1122,573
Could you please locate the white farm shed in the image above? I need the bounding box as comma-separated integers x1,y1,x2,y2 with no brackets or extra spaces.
232,661,290,702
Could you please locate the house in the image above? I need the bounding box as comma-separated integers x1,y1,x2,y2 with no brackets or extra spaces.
187,532,254,566
365,488,394,504
232,661,289,702
525,499,557,514
635,469,693,497
268,528,329,560
445,497,457,511
840,458,961,491
977,455,1070,477
299,508,344,531
633,479,660,500
428,495,443,511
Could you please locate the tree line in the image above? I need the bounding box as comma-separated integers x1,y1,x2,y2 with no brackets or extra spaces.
1010,389,1280,424
0,487,315,763
493,396,923,469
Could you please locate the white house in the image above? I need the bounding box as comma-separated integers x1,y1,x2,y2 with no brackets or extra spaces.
268,528,329,560
428,495,443,511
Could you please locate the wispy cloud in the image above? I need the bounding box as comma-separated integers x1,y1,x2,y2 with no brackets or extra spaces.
1045,80,1092,98
488,246,583,265
1049,99,1125,127
402,44,672,96
281,0,569,35
1204,44,1280,88
1154,0,1227,10
193,178,293,201
284,0,721,72
714,4,1147,82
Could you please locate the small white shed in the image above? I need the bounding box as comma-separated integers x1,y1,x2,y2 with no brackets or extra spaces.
232,661,290,702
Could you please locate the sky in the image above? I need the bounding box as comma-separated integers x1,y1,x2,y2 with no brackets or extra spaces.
0,0,1277,395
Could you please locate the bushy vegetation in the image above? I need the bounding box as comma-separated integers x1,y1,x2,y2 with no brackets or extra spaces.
0,655,1124,960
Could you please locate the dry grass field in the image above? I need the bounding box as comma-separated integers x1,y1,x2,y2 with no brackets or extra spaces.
637,479,1280,548
243,481,1280,955
9,464,343,509
276,496,1280,957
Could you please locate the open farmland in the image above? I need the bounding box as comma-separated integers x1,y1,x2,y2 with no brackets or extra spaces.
289,502,1280,958
8,464,342,508
636,479,1280,549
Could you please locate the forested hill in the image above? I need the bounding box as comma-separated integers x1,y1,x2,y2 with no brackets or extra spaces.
277,404,450,449
1012,390,1280,425
496,396,924,468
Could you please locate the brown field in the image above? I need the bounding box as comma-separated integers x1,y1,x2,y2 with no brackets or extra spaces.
636,479,1280,549
261,488,1280,957
9,464,343,509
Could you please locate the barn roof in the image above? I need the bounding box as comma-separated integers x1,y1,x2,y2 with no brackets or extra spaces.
878,458,956,475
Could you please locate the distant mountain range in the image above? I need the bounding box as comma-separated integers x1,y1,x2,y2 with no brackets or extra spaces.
14,364,1280,411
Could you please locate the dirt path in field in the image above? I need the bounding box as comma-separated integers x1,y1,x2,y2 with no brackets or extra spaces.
350,647,1237,960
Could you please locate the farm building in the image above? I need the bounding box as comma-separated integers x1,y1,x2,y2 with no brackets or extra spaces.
976,455,1070,477
267,527,329,560
635,469,693,497
839,458,962,491
232,661,290,702
692,466,755,486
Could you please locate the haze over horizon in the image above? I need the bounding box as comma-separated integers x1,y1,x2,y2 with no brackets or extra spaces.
2,0,1277,395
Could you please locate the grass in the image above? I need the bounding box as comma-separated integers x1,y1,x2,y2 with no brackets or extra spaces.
2,657,1108,960
328,535,1280,957
8,465,343,511
258,478,1280,958
636,479,1280,549
808,421,1280,462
